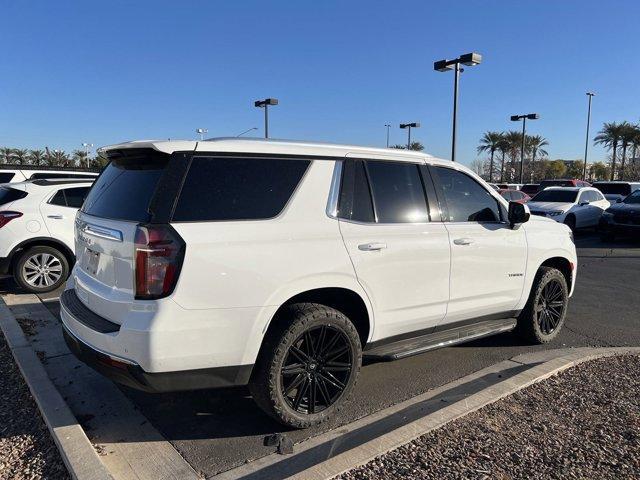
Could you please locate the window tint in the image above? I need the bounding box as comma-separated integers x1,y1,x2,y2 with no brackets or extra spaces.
0,186,27,205
500,191,513,201
338,160,375,222
0,173,15,183
50,190,67,206
364,162,429,223
82,151,169,222
172,157,310,221
433,167,501,222
63,187,91,208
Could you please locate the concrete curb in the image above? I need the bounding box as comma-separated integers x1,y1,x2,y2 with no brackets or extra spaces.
217,346,640,480
0,298,114,480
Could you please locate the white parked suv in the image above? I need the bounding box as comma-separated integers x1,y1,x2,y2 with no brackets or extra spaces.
61,139,576,428
527,186,610,231
0,167,98,184
0,179,93,292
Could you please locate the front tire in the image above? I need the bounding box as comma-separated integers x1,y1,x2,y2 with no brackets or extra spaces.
13,246,69,293
515,266,569,344
249,303,362,429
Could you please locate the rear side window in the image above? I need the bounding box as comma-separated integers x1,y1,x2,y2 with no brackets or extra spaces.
0,186,27,205
0,172,15,183
172,157,310,221
338,160,375,222
82,151,169,222
51,187,91,208
365,162,429,223
433,167,501,222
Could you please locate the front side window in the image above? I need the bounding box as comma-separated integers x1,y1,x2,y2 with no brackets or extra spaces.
433,167,501,222
172,157,310,221
365,161,429,223
50,187,91,208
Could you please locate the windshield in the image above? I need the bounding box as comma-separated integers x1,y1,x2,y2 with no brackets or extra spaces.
81,150,169,222
595,183,631,195
623,190,640,204
531,190,578,203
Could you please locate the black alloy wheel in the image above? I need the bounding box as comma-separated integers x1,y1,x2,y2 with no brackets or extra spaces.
535,278,566,335
281,325,353,414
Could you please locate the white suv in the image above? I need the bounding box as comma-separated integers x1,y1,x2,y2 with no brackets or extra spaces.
0,179,93,292
60,139,576,428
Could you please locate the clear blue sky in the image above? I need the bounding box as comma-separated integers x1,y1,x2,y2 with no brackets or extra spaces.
1,0,639,166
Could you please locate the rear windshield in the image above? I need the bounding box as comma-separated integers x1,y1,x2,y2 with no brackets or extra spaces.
531,190,578,203
539,180,572,189
0,186,27,205
0,172,16,183
594,183,631,195
82,151,169,222
172,157,310,221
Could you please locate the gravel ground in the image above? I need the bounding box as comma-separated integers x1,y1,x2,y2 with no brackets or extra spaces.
0,333,69,479
340,355,640,480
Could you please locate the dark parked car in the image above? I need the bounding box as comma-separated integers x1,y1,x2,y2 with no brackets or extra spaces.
539,179,591,190
521,184,540,196
599,189,640,241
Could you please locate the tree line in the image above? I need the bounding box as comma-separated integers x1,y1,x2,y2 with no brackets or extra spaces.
0,147,107,169
475,121,640,184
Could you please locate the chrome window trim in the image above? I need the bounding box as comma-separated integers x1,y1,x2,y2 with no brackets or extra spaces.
326,160,343,219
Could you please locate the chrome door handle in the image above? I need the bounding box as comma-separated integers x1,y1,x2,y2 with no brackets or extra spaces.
47,214,64,219
358,242,387,251
453,238,474,246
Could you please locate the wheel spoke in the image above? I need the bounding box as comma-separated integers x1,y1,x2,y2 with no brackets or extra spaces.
325,344,349,363
308,377,317,414
316,376,332,406
319,371,346,391
319,331,341,358
281,363,305,376
290,345,311,364
324,361,351,372
304,331,316,357
292,377,309,410
284,373,305,396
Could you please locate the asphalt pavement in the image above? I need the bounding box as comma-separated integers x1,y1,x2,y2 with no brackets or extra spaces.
2,231,639,478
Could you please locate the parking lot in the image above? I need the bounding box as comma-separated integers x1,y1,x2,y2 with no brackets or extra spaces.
1,231,638,478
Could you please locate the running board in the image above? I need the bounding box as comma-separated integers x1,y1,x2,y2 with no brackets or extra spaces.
363,318,518,361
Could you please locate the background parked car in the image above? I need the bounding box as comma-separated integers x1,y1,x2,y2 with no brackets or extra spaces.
499,189,530,204
599,189,640,241
497,183,523,190
0,179,93,292
520,184,540,196
592,181,640,204
539,179,591,190
527,186,609,231
0,166,98,184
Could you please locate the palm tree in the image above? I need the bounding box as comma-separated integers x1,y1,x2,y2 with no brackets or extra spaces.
0,147,15,164
72,149,87,167
618,121,636,180
49,150,70,167
12,149,29,165
526,134,548,180
594,122,624,180
28,149,46,166
498,137,510,182
503,130,523,182
390,142,424,151
477,131,504,182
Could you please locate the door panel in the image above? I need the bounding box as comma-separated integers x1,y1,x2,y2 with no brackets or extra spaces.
40,195,77,251
340,221,450,340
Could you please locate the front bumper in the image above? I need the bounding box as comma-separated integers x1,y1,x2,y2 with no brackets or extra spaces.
61,288,253,392
599,217,640,236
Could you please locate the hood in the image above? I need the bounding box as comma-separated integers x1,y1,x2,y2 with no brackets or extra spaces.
603,193,625,201
527,201,573,212
606,203,640,215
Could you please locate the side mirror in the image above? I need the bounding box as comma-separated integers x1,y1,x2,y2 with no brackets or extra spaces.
508,201,530,228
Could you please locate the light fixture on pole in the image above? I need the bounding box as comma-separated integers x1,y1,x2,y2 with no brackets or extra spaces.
510,113,540,184
254,98,278,138
236,127,258,137
196,128,208,141
384,124,391,148
81,142,93,168
400,122,420,150
582,92,595,180
434,52,482,162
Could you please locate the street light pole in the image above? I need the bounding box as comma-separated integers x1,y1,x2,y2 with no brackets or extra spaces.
384,124,391,148
434,52,482,162
196,128,208,141
583,92,595,181
400,122,420,150
81,142,93,168
254,98,279,138
510,113,540,184
236,127,258,137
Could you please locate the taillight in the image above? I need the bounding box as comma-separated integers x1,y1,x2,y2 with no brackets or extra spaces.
0,211,22,228
134,224,185,300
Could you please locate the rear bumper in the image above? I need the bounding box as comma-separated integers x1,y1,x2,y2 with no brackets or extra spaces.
60,288,253,392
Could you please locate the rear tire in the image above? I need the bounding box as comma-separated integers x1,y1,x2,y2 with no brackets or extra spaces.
249,303,362,429
515,266,569,344
13,246,69,293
